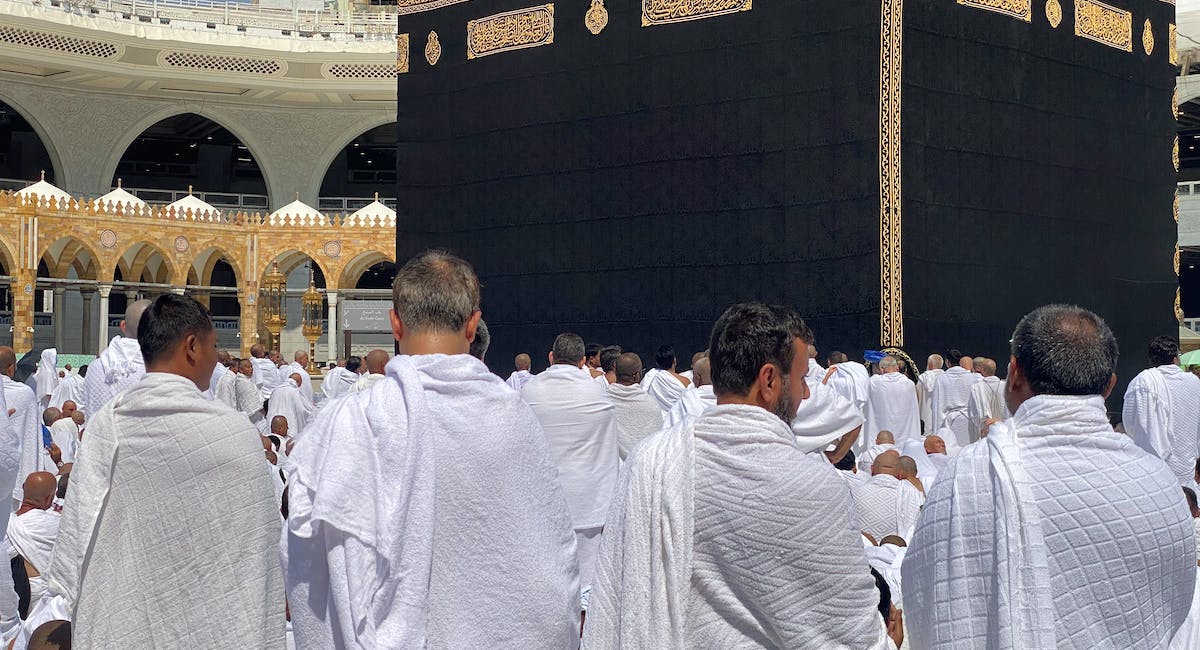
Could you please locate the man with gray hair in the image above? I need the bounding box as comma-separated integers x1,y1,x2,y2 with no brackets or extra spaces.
863,354,920,450
469,319,490,361
606,353,663,460
966,357,1008,440
287,250,579,647
905,305,1196,648
917,353,944,434
929,350,981,450
80,298,151,416
522,332,621,611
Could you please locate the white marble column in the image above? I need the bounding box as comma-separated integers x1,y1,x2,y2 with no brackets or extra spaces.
326,290,338,361
97,283,111,351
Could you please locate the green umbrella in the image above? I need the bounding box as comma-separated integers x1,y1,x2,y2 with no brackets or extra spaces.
1179,349,1200,368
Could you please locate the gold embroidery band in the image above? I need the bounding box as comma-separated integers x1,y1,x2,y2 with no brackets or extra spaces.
1074,0,1132,52
955,0,1031,22
396,33,410,73
879,0,903,347
467,4,554,60
641,0,751,27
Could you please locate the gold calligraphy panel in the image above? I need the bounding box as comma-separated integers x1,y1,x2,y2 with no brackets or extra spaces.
641,0,752,27
467,4,554,60
956,0,1031,22
396,33,410,73
1074,0,1132,52
1170,23,1179,65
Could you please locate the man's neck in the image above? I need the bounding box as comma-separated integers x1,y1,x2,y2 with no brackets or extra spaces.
400,331,468,356
15,501,45,516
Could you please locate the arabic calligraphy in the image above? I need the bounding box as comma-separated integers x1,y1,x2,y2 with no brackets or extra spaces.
467,4,554,60
641,0,751,27
1074,0,1132,52
956,0,1031,22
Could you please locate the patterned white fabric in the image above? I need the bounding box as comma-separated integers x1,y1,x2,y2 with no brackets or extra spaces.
505,369,535,392
1172,568,1200,650
522,364,621,530
288,361,314,404
606,383,663,460
863,371,920,449
792,378,863,454
641,368,690,413
929,366,980,450
286,354,579,649
5,377,43,503
0,378,20,636
857,443,897,474
826,362,870,414
664,384,717,430
47,419,77,464
320,367,357,399
80,337,144,416
966,375,1008,441
252,357,283,401
48,372,285,649
267,382,315,436
904,394,1195,649
1123,365,1200,487
584,404,889,649
850,473,922,542
917,369,944,433
349,372,384,393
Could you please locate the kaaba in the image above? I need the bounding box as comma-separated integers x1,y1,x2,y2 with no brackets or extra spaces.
395,0,1177,389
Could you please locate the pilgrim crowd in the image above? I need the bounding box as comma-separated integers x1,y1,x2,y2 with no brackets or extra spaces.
0,250,1194,649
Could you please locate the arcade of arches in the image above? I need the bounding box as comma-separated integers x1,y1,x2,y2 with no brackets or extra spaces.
0,189,396,360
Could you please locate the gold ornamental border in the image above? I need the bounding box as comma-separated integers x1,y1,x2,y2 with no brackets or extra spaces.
879,0,903,347
396,33,410,73
956,0,1032,22
467,4,555,60
641,0,752,27
1074,0,1133,52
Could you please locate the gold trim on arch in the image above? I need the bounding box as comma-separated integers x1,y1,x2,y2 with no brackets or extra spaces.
879,0,903,347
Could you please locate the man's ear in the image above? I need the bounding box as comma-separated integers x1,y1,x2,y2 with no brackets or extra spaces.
548,351,555,365
390,309,404,342
464,310,481,343
1102,372,1118,399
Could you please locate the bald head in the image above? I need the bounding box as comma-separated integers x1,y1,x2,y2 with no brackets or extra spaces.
365,349,390,375
27,619,70,650
250,343,266,359
875,430,895,445
897,455,919,479
238,359,254,376
41,408,60,427
808,344,818,360
217,349,232,367
270,415,288,436
294,350,309,366
924,435,947,455
515,354,531,371
871,450,901,477
691,351,706,366
692,357,712,388
122,299,152,339
22,471,57,509
615,353,643,385
959,355,974,371
60,401,76,420
71,411,84,426
976,357,997,377
0,346,14,378
927,354,944,371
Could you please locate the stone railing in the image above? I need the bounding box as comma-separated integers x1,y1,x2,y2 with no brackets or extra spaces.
0,191,396,228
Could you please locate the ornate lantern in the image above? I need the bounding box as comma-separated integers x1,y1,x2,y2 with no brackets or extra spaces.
261,261,287,351
301,266,323,372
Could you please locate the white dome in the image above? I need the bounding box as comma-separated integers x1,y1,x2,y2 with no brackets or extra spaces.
94,186,147,212
167,192,220,217
269,199,324,220
16,177,72,205
349,199,396,221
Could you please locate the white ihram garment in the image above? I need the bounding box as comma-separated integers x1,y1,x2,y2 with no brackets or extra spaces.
849,473,923,542
929,366,980,450
80,337,144,416
5,377,43,503
350,372,384,393
47,374,83,411
857,443,897,474
286,354,579,649
47,419,77,464
966,375,1008,441
47,373,285,649
1123,364,1200,487
904,394,1195,649
664,384,717,430
641,368,689,412
267,382,315,436
7,509,59,604
288,362,314,404
862,371,920,450
791,378,863,455
252,357,283,402
320,367,357,400
917,369,943,432
505,369,535,392
606,383,664,460
825,362,870,414
31,350,57,410
583,404,890,649
0,380,20,636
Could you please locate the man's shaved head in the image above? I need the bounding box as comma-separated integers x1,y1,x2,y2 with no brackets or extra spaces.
217,349,232,367
691,351,707,365
875,430,895,445
27,619,70,650
238,359,254,376
22,471,57,508
250,343,266,358
122,299,153,339
897,455,919,479
976,357,997,377
614,353,643,385
959,355,974,371
808,344,818,360
927,354,943,371
60,401,76,420
365,349,390,374
924,435,947,455
693,357,712,388
514,354,531,371
871,450,901,477
0,347,14,377
41,408,60,427
71,411,84,426
270,415,288,436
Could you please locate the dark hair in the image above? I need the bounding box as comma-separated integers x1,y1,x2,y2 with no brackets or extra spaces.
1010,304,1118,396
137,294,214,367
946,349,965,365
709,303,795,398
827,351,848,365
871,568,892,623
585,343,602,359
1148,335,1180,367
469,319,490,361
78,364,88,378
56,472,69,500
769,305,813,344
599,345,623,372
267,434,282,451
1184,486,1198,512
345,356,362,373
655,346,676,370
392,250,481,334
834,449,856,471
552,333,585,365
